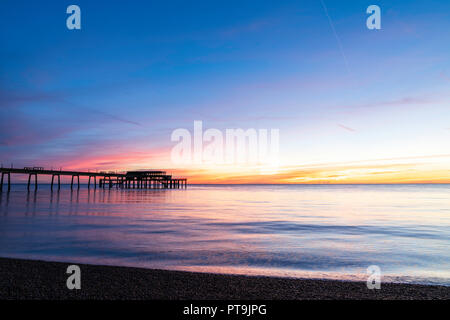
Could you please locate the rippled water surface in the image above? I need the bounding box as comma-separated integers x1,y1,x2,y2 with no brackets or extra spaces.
0,184,449,285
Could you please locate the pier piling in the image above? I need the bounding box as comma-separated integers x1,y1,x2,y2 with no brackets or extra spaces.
88,176,97,189
71,175,80,190
51,174,61,190
0,172,8,191
27,173,38,191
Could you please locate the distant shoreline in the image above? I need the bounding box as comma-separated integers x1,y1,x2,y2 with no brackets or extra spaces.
1,257,449,300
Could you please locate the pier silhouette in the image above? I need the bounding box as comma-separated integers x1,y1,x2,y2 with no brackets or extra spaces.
0,167,187,191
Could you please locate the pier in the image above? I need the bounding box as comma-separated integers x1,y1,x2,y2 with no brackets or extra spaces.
0,167,187,191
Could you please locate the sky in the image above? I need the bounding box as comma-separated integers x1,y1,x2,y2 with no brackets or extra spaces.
0,0,449,183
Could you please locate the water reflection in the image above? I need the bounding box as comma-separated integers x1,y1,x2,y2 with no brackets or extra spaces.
0,191,10,215
25,190,37,216
0,184,449,285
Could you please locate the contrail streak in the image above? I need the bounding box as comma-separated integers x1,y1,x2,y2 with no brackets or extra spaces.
319,0,351,75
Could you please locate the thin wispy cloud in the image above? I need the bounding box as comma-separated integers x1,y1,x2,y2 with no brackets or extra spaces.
0,88,142,132
340,95,439,111
337,124,356,132
220,18,275,37
440,71,450,82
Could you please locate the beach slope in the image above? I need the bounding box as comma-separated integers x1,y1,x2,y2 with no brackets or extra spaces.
0,257,448,300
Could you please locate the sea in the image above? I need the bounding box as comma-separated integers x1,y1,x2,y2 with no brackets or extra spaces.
0,184,449,285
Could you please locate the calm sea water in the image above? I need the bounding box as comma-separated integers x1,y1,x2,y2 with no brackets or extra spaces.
0,184,449,285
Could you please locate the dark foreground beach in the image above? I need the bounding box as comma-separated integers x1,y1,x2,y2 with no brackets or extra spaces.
0,257,449,300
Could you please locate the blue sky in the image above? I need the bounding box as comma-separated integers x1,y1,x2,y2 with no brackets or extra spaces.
1,0,449,182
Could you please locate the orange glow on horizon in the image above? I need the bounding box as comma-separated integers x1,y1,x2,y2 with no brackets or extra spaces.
44,149,450,185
